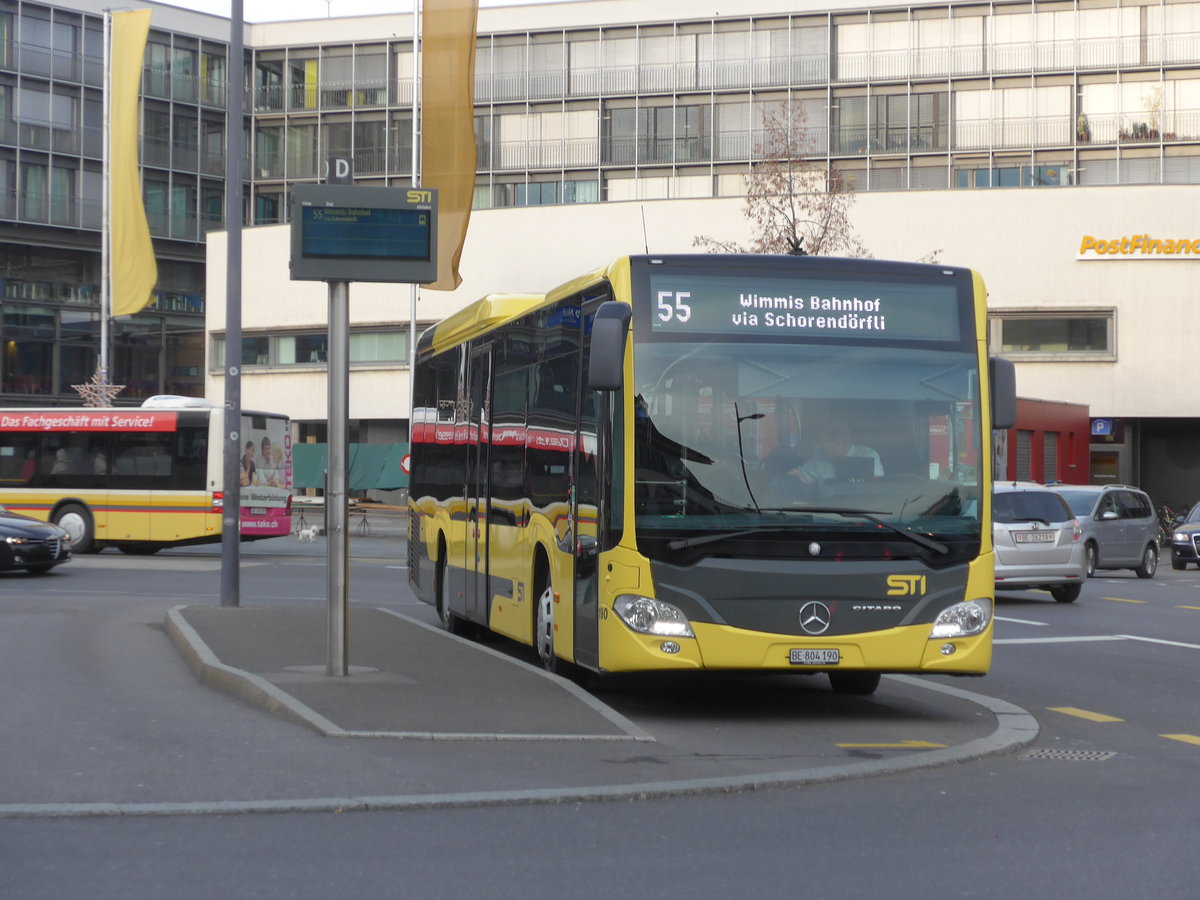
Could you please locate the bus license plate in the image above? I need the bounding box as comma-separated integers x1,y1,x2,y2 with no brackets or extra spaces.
790,648,840,665
1014,531,1055,543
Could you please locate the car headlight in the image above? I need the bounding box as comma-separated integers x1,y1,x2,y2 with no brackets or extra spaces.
4,536,32,545
930,598,992,639
1173,531,1188,543
612,595,695,638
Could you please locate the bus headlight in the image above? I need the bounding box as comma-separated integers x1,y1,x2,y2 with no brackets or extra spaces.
613,595,695,638
930,599,991,639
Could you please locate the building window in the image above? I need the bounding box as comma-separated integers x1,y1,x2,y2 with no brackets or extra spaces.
954,163,1073,187
214,329,409,367
989,312,1115,359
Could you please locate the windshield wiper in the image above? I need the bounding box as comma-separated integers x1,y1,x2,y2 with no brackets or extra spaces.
666,527,795,551
758,506,950,555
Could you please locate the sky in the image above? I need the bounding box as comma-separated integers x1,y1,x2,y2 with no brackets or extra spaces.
168,0,561,24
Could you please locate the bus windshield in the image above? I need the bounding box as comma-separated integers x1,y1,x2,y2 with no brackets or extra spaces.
631,339,982,556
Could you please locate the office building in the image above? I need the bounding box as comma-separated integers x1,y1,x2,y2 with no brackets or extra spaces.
4,0,1200,497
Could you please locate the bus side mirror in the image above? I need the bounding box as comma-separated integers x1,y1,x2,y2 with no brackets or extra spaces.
587,301,632,392
989,357,1017,430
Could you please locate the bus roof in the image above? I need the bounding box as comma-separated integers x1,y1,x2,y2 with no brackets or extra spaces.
419,292,545,356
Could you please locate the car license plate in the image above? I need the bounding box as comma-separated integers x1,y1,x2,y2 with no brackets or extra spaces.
1014,531,1055,543
790,648,840,665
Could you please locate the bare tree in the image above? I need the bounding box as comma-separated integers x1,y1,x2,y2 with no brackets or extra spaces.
694,103,872,258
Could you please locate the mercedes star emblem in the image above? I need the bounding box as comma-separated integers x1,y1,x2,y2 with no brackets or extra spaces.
799,601,832,635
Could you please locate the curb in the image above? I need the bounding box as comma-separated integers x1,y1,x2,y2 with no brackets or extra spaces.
1,619,1040,820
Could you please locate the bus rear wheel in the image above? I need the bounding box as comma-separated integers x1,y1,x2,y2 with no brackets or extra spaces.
828,671,881,695
436,554,473,637
53,503,94,554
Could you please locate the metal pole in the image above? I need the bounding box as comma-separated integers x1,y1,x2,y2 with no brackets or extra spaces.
220,0,246,607
100,11,110,380
409,0,421,425
326,280,350,676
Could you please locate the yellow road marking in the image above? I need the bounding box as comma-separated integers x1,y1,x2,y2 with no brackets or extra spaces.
1048,707,1125,723
1177,605,1200,611
1161,734,1200,747
836,740,948,749
1102,597,1145,604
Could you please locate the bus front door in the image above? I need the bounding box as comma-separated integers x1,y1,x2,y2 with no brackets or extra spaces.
466,347,493,627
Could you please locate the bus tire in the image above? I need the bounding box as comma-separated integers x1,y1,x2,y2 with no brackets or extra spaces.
117,544,162,555
53,503,95,554
534,582,564,674
436,552,473,638
828,670,881,695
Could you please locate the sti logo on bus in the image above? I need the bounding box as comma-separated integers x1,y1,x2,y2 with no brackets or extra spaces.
887,575,927,596
407,189,433,205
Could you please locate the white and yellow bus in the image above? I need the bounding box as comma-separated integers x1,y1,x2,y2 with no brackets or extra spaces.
408,254,1015,693
0,397,292,554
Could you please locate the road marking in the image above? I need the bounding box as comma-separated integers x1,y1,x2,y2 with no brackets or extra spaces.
1048,707,1124,723
1161,734,1200,747
835,740,948,749
1116,634,1200,651
994,636,1126,645
996,615,1049,626
1102,596,1146,604
1176,605,1200,611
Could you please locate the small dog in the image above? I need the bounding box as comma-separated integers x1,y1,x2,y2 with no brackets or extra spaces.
297,525,319,543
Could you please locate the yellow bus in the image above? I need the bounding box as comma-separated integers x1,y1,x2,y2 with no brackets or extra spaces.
0,397,292,554
408,254,1015,693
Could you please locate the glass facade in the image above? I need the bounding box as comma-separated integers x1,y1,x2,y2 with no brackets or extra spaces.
4,0,1200,406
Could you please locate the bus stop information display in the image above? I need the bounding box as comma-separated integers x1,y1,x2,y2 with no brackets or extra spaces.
289,184,438,283
648,273,961,342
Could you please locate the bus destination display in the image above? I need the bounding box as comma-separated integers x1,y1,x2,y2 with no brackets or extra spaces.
649,273,961,341
300,206,429,261
289,184,438,283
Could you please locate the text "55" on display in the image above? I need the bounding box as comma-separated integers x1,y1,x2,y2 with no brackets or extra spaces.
656,291,692,323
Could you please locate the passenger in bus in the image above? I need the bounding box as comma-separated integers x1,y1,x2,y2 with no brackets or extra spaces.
52,448,73,475
794,422,883,483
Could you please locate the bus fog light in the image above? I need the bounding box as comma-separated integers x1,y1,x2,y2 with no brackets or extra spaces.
930,599,991,639
613,595,695,638
660,641,681,654
941,643,956,656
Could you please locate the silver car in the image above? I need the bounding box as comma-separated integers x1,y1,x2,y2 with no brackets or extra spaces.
993,482,1087,603
1049,484,1159,579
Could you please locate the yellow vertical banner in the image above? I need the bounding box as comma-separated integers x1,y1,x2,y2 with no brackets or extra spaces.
109,9,158,317
421,0,478,291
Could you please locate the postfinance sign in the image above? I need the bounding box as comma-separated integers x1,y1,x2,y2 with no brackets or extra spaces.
1079,234,1200,259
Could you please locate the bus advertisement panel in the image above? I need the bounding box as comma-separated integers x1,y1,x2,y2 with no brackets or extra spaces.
0,399,292,553
408,255,1015,693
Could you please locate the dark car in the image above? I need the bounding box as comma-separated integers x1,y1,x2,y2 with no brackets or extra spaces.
1169,503,1200,570
0,506,71,574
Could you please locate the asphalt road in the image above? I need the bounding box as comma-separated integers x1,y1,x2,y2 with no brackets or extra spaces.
5,542,1200,897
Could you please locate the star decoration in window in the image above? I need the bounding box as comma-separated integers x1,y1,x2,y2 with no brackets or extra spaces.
72,365,125,408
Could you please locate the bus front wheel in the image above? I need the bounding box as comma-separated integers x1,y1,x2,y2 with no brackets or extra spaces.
534,583,564,675
828,671,881,695
118,544,162,555
54,503,95,554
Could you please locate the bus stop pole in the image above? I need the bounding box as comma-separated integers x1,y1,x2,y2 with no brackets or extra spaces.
326,280,350,676
219,0,245,608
